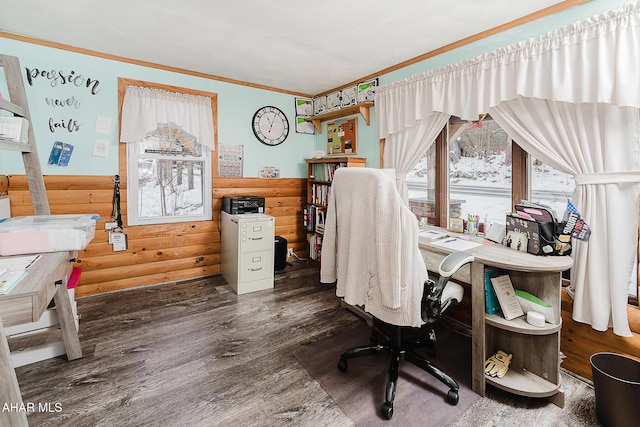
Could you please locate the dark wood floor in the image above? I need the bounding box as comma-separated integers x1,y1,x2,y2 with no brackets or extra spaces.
14,260,598,427
16,261,361,427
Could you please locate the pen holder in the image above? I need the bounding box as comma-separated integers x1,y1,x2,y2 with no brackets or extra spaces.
467,220,479,235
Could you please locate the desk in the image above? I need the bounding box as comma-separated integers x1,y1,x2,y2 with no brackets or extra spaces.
419,227,573,407
0,251,80,427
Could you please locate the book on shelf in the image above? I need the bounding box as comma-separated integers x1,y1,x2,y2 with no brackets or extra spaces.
307,232,323,261
484,268,503,315
303,205,326,233
310,183,331,206
490,275,524,320
310,162,347,182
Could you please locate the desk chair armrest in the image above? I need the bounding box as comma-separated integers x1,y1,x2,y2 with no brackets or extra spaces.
423,251,474,323
439,251,475,278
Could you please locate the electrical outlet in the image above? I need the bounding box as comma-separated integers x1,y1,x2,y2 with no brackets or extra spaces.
287,248,294,258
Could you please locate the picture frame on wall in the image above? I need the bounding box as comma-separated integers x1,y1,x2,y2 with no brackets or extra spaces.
294,97,313,116
313,96,327,115
357,78,378,103
340,85,357,107
295,116,315,134
326,91,342,111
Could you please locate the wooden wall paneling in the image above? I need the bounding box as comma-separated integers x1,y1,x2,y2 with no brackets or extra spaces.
560,289,640,381
7,174,308,297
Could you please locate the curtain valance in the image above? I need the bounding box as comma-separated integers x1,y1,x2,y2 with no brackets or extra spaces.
377,1,640,139
120,86,215,150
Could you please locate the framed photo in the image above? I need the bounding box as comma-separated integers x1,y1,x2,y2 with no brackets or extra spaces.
357,78,378,103
295,116,315,134
313,96,327,115
326,91,342,111
259,166,280,179
294,97,313,116
341,85,357,107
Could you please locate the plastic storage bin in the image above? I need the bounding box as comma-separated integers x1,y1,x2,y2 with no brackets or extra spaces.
0,214,99,255
590,352,640,427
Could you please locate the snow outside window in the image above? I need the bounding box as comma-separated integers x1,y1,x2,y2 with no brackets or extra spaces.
126,122,212,226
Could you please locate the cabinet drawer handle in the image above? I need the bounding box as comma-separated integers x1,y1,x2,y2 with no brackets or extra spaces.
250,237,263,240
250,267,263,272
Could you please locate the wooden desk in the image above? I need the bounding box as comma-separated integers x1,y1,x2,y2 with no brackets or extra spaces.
0,251,80,427
419,227,573,407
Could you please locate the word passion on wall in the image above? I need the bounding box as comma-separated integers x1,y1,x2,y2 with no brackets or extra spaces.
23,66,102,134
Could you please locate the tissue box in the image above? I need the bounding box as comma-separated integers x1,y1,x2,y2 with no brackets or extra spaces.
0,214,99,256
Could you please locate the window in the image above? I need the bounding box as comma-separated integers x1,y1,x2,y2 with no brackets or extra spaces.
409,117,577,229
448,118,512,227
126,123,211,225
408,117,513,229
119,80,216,226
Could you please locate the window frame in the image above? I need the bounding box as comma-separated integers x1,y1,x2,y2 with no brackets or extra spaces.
118,78,218,227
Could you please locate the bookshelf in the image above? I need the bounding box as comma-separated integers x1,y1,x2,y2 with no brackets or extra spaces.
304,157,366,267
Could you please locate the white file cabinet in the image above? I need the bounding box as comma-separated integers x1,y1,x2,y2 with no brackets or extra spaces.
221,211,275,294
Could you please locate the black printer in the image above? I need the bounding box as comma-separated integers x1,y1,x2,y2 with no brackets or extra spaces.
221,196,265,214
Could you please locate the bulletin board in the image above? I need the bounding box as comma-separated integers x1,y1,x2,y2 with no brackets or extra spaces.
326,118,357,155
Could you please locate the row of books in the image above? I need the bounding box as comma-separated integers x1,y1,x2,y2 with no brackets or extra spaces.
310,183,331,206
307,233,322,261
309,162,347,182
303,205,326,234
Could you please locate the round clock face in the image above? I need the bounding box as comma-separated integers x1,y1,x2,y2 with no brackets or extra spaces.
252,106,289,146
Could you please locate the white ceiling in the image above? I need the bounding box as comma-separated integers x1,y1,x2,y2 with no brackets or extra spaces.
0,0,566,95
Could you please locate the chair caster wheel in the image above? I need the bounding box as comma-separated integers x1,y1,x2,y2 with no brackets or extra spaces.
337,358,347,372
447,389,459,405
381,402,393,420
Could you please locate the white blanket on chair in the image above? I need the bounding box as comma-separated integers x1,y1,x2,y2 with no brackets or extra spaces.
320,168,428,327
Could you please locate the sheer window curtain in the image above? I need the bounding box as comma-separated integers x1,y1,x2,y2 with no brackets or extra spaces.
375,2,640,335
491,98,640,337
120,86,215,150
383,112,450,203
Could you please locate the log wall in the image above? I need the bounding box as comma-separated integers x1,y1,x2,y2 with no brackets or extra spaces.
7,174,307,297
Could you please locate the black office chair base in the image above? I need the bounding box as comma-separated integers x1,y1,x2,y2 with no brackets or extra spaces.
337,323,459,420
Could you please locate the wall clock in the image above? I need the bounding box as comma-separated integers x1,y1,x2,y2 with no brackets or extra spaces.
252,106,289,146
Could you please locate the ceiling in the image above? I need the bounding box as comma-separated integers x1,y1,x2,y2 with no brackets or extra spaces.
0,0,567,95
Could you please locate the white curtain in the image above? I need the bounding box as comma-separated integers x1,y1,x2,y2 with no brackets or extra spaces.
375,1,640,335
377,1,640,131
383,112,450,203
491,98,640,336
120,86,215,150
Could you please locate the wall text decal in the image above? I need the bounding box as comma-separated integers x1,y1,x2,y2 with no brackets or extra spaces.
24,67,101,95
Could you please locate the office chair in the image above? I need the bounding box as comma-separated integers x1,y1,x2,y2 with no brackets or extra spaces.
320,168,474,420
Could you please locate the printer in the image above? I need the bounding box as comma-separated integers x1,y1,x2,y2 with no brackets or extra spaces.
221,196,265,215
